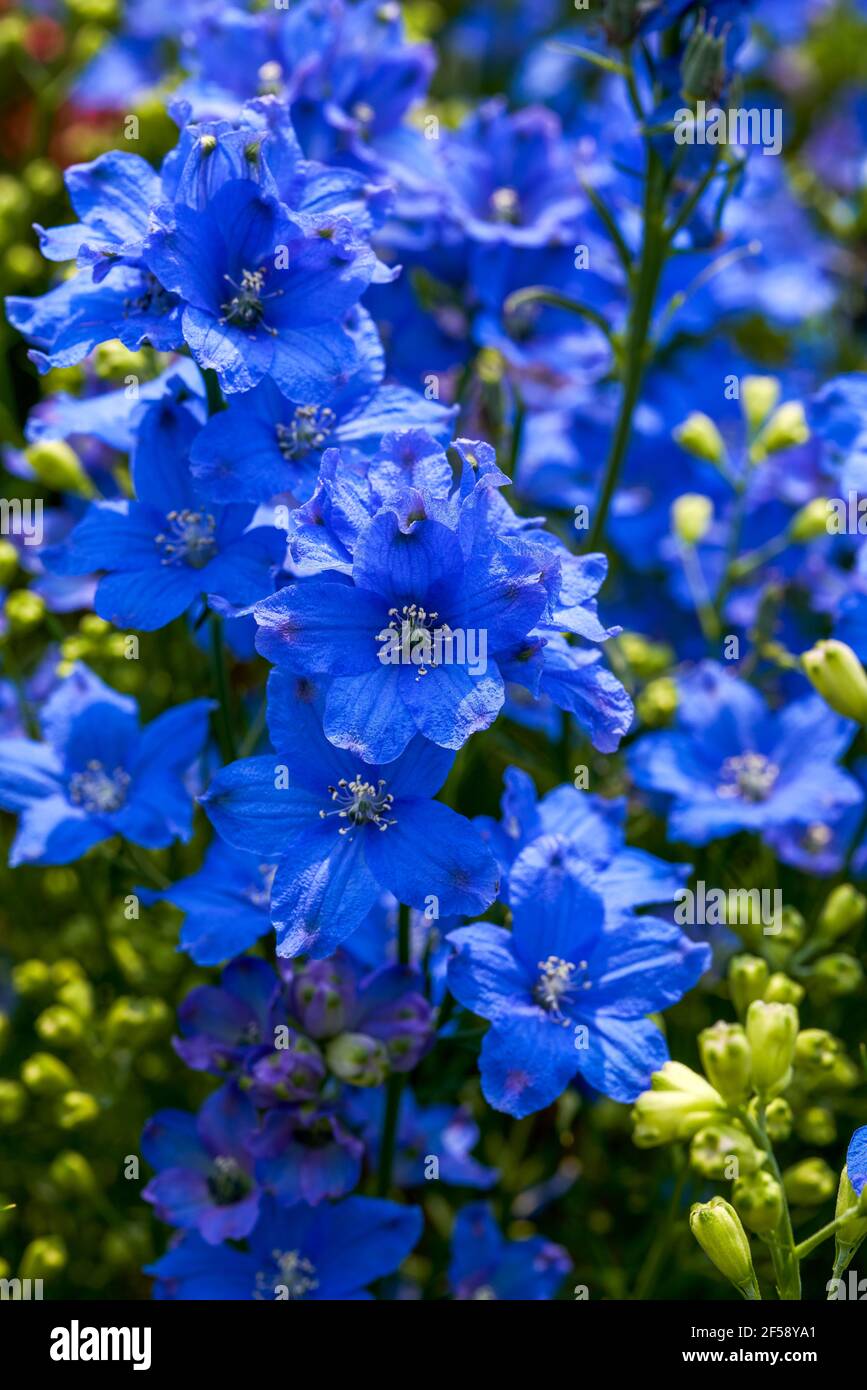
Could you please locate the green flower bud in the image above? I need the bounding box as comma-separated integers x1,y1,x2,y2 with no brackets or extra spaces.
24,439,95,497
742,376,781,434
671,493,714,545
325,1032,389,1087
750,402,809,462
616,632,675,680
802,641,867,723
796,1107,836,1147
66,0,119,22
104,996,171,1046
20,1051,75,1095
834,1168,867,1257
23,158,63,200
674,413,726,465
92,340,149,381
11,958,52,998
794,1028,842,1079
680,20,726,102
763,1097,793,1143
36,1005,85,1047
816,883,867,944
729,955,770,1018
0,539,19,586
4,590,46,633
689,1197,760,1298
746,1000,798,1098
0,1079,27,1125
807,953,864,998
635,675,678,728
20,1236,67,1282
699,1021,752,1105
0,1013,9,1053
788,498,831,543
764,973,804,1006
775,907,807,953
49,1150,97,1196
690,1122,764,1180
783,1157,836,1206
4,243,42,283
733,1169,785,1235
56,1090,100,1129
631,1062,726,1147
601,0,643,45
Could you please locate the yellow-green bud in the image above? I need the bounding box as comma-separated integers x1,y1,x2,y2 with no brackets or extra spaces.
617,632,675,680
0,1013,8,1053
764,973,804,1006
742,376,781,434
674,413,726,465
689,1197,760,1297
23,158,63,200
0,1079,27,1125
807,953,864,998
325,1033,389,1087
104,996,171,1046
802,640,867,723
746,1000,798,1098
764,1096,793,1143
631,1062,726,1147
49,1150,97,1196
699,1021,752,1105
796,1107,836,1147
729,955,769,1017
834,1168,867,1255
690,1122,764,1180
783,1157,836,1206
789,497,831,542
671,492,713,545
66,0,119,22
20,1236,67,1282
733,1170,785,1235
92,340,149,380
794,1028,842,1079
56,1090,100,1128
0,539,18,586
750,401,809,462
635,674,678,728
4,590,46,633
20,1051,75,1095
816,883,867,944
24,439,94,497
11,958,52,998
36,1005,85,1047
4,243,42,282
775,907,807,953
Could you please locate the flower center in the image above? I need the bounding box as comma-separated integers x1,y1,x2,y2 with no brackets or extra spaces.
125,273,175,318
380,603,452,678
490,185,521,223
319,775,396,836
800,822,832,854
255,1249,319,1301
716,752,780,803
276,406,337,460
206,1155,251,1207
220,268,282,334
68,760,131,814
534,955,590,1023
155,509,218,569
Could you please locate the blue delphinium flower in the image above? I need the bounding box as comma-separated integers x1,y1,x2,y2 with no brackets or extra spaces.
346,1088,497,1190
448,1202,569,1300
200,670,499,957
0,664,212,866
142,840,275,965
42,374,286,631
142,1083,261,1245
172,956,284,1074
143,179,376,395
146,1194,422,1299
847,1125,867,1197
629,662,863,846
447,859,710,1117
249,1106,364,1207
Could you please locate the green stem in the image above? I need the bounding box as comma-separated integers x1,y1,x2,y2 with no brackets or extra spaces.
794,1206,861,1263
739,1106,801,1299
397,900,411,967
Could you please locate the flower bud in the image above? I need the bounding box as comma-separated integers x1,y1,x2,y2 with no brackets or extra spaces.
4,590,46,633
834,1168,867,1254
671,492,713,545
807,953,864,999
729,955,769,1017
802,641,867,724
750,402,809,462
635,675,678,728
674,413,726,465
680,20,726,103
796,1107,836,1147
20,1051,75,1095
104,996,171,1047
733,1170,785,1235
764,973,804,1006
689,1197,759,1298
794,1028,842,1080
49,1150,97,1196
690,1122,763,1180
783,1157,836,1206
746,1000,798,1098
24,439,95,497
764,1097,793,1143
0,1079,27,1125
817,883,867,945
616,632,674,680
11,958,52,998
325,1032,389,1087
742,376,780,434
56,1090,100,1128
36,1004,85,1047
631,1062,726,1147
0,539,18,586
788,498,831,543
20,1236,67,1282
699,1021,752,1105
289,959,355,1038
